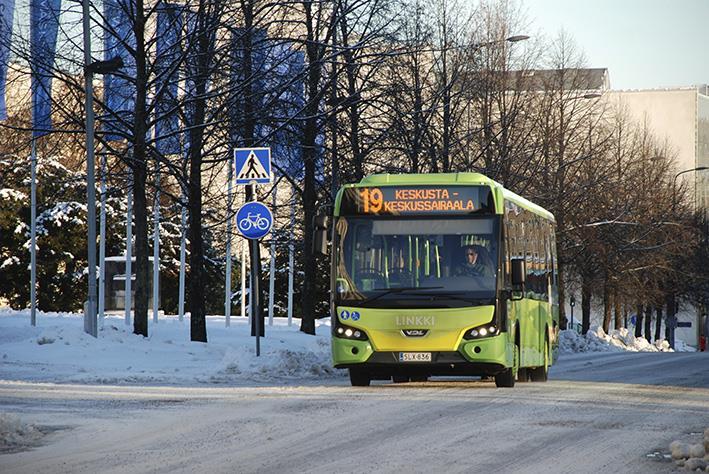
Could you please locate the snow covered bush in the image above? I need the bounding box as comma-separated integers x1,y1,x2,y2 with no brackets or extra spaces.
0,155,125,311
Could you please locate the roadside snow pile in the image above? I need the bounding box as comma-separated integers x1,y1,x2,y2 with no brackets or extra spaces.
668,428,709,471
0,413,43,453
559,325,693,354
0,307,344,385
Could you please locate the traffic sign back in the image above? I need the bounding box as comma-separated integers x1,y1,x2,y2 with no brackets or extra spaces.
235,148,272,185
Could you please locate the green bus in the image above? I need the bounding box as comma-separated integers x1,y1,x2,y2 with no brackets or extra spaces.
314,172,559,387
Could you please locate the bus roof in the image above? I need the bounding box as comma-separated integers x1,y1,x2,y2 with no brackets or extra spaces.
352,172,555,222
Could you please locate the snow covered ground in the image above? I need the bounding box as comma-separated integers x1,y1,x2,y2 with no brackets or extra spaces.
559,325,696,354
0,413,44,454
0,308,697,388
0,308,343,386
1,307,708,473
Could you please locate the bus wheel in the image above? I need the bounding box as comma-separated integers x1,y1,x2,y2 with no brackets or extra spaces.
349,368,371,387
410,375,428,382
495,343,519,388
530,339,549,382
392,375,410,383
517,368,530,382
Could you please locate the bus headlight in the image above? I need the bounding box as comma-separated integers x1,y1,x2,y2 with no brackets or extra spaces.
333,323,368,341
463,324,499,340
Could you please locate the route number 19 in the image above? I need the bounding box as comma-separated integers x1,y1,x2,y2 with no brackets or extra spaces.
360,188,383,213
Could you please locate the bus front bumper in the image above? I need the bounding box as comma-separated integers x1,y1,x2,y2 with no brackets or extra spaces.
332,335,510,377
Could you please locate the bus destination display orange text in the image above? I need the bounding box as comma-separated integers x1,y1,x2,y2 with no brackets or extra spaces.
359,187,476,214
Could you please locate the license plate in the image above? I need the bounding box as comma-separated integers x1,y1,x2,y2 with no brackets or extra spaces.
399,352,432,362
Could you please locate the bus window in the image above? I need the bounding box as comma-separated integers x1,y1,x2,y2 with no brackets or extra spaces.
334,217,499,304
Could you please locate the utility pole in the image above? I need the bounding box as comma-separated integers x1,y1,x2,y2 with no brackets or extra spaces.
225,159,233,327
82,4,123,336
670,167,709,348
82,0,98,337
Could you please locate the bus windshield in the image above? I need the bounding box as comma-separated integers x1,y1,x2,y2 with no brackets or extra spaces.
334,216,499,308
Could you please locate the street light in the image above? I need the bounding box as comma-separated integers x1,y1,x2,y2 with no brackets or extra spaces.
472,35,530,49
674,167,709,190
667,166,709,349
506,35,530,43
672,166,709,215
567,92,603,101
82,4,123,337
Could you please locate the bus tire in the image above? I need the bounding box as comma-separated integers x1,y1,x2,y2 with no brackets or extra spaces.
530,338,549,382
495,342,519,388
517,368,530,382
392,375,409,383
410,375,428,382
495,367,515,387
349,368,371,386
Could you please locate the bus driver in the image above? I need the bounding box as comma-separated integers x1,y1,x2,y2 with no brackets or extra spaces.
455,245,494,278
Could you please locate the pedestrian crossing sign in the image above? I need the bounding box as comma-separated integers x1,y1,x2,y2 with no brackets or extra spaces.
234,148,272,185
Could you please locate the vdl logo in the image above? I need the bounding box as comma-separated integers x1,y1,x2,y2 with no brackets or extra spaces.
339,310,360,321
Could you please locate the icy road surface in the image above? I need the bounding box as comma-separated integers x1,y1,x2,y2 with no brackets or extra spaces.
1,351,708,474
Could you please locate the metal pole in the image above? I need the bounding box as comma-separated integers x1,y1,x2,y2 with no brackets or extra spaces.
124,172,133,326
30,138,37,327
287,185,294,327
268,188,276,326
703,303,708,352
225,159,233,327
241,239,246,318
82,0,98,337
98,150,107,328
152,162,160,323
251,183,260,356
178,190,186,322
252,241,260,356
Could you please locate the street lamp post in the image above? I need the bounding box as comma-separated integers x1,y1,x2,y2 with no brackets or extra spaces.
81,2,122,337
674,167,709,200
668,166,709,349
569,295,576,332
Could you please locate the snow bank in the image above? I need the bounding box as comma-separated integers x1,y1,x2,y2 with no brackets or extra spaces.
559,325,695,354
0,413,43,453
0,308,345,386
668,428,709,471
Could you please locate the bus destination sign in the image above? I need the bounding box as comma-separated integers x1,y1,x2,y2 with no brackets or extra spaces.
340,185,495,216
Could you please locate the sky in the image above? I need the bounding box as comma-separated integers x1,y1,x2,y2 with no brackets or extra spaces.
522,0,709,90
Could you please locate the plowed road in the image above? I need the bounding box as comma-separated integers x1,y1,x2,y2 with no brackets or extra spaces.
1,352,708,473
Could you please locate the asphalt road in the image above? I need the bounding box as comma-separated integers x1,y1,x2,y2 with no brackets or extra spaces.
1,352,708,473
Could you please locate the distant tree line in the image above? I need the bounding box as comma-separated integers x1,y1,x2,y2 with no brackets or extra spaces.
1,0,707,342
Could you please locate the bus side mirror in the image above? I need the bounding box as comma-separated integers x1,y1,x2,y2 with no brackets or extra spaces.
511,258,525,288
314,214,330,256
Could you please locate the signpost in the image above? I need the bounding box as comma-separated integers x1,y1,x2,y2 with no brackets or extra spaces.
234,148,273,357
237,201,273,240
235,148,272,185
666,314,677,349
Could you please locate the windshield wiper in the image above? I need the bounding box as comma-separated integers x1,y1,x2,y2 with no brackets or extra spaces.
359,286,444,305
417,292,492,304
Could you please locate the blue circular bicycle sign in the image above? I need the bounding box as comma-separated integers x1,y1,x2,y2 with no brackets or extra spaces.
236,201,273,239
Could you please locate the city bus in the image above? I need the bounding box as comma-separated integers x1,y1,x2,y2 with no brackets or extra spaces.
314,172,559,387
